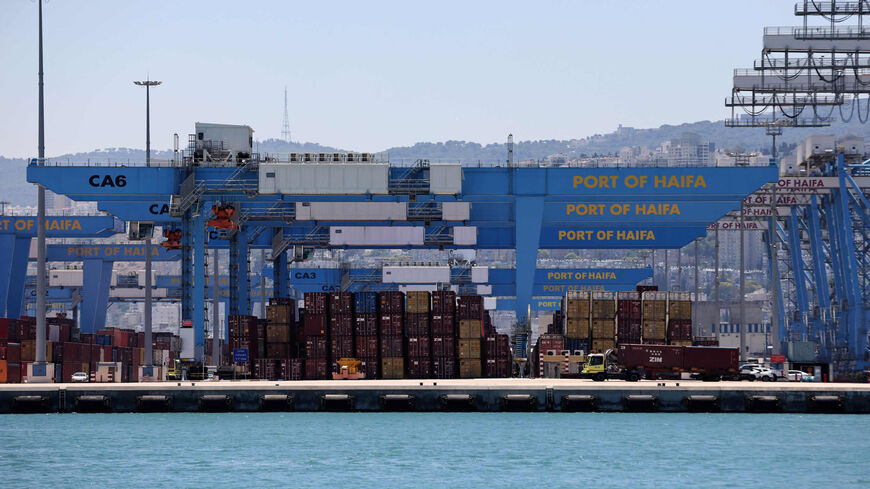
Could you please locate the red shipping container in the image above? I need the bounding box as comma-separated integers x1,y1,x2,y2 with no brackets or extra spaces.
354,314,378,336
682,346,738,374
431,291,456,314
485,358,511,378
432,357,456,379
457,296,484,320
304,293,328,315
288,358,304,380
405,313,430,336
61,362,80,383
618,300,642,319
380,334,404,357
304,315,328,336
0,318,17,340
355,336,379,358
359,357,380,379
539,334,564,353
378,291,405,314
328,292,354,316
328,315,354,336
305,336,329,358
618,344,683,370
304,358,328,380
431,314,455,336
484,334,510,359
431,336,455,357
406,357,432,379
406,336,430,358
330,335,355,359
380,314,404,335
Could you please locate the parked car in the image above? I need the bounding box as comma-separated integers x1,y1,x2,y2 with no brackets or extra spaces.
71,372,89,383
749,366,779,381
785,369,813,382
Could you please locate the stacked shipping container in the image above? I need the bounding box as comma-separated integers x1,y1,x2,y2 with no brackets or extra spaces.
303,292,329,379
405,291,431,378
379,291,405,379
457,295,483,378
354,292,379,379
431,290,456,379
563,290,590,353
616,291,642,344
641,291,668,344
590,291,616,352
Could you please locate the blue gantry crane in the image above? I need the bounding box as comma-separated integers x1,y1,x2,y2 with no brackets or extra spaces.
25,124,777,363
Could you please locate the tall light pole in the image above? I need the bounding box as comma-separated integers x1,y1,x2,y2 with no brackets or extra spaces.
134,79,160,368
133,80,161,166
35,0,48,369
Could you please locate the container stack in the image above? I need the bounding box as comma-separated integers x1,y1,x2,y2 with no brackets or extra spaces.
354,292,379,379
457,295,484,378
641,291,667,344
590,291,616,352
379,291,405,379
405,291,432,379
328,292,355,373
265,299,293,360
0,318,22,383
667,291,693,346
563,290,590,353
229,315,259,368
616,291,642,344
430,290,456,379
484,333,511,377
303,292,329,380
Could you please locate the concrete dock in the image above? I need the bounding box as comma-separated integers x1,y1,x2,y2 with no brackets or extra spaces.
1,379,869,413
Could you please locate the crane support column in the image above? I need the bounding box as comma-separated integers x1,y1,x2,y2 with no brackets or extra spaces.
80,259,113,334
0,235,14,317
237,229,250,315
6,237,32,319
192,212,206,361
513,172,545,324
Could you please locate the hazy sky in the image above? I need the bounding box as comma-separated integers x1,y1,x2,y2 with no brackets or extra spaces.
1,1,800,157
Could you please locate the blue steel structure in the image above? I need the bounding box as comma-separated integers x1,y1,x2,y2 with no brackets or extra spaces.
0,215,123,319
762,154,870,375
25,145,776,362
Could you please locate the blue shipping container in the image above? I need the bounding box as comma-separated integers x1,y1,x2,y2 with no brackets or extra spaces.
354,292,378,314
564,338,590,354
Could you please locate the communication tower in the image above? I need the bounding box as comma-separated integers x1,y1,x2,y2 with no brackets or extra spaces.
281,86,291,143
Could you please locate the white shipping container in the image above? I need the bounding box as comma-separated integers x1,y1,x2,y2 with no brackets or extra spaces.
429,163,463,194
442,202,470,220
383,266,450,284
180,328,195,359
110,288,168,298
398,284,439,293
49,269,82,287
195,122,253,155
805,134,835,156
839,136,864,155
453,226,477,245
296,202,406,220
476,285,493,295
483,296,498,310
330,226,424,246
259,163,389,195
470,267,489,283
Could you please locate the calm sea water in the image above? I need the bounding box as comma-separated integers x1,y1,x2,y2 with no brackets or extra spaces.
0,413,866,488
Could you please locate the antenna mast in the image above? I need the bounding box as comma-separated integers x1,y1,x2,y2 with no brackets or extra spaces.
281,86,291,143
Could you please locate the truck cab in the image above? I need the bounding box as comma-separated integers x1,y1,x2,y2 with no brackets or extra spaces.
580,349,641,382
581,353,606,376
